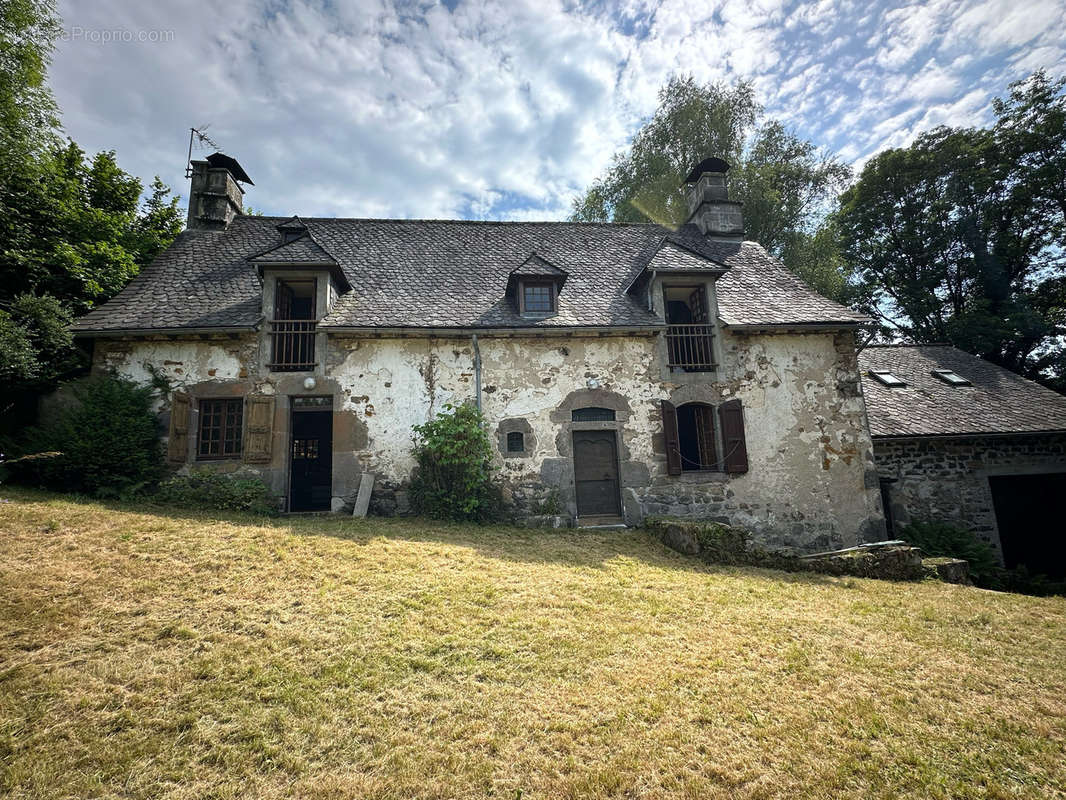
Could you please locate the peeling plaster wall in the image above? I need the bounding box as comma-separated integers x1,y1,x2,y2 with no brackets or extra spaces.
93,328,884,549
640,329,886,550
93,338,250,413
327,330,883,548
326,335,661,484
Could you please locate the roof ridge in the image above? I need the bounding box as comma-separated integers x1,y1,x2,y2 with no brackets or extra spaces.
236,214,670,228
863,342,955,348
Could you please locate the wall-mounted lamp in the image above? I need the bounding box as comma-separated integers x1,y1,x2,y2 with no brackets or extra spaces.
303,377,316,391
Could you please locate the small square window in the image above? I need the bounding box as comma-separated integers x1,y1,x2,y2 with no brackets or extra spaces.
869,370,906,387
522,282,554,314
931,369,971,386
506,431,525,452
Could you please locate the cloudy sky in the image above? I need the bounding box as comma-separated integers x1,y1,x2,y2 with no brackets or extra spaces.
50,0,1066,221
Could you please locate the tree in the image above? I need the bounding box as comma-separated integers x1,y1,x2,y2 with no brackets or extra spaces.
0,0,185,423
0,0,61,151
0,143,184,411
13,375,164,497
570,76,852,300
0,293,75,385
838,71,1066,383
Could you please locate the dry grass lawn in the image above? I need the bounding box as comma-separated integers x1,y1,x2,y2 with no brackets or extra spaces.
1,488,1065,799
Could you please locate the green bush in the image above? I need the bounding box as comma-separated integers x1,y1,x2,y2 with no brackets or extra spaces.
901,520,1066,596
154,470,279,515
899,520,1003,587
409,402,502,523
13,375,163,497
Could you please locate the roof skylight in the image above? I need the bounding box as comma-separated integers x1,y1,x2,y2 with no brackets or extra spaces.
931,369,971,386
869,370,906,387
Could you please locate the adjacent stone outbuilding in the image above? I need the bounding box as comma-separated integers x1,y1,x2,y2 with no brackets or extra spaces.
860,344,1066,578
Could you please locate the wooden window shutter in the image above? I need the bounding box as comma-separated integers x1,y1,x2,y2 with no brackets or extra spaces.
167,392,191,463
661,399,682,476
719,399,749,474
243,395,275,463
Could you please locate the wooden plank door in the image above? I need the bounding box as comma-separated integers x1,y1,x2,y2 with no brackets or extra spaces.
573,430,621,517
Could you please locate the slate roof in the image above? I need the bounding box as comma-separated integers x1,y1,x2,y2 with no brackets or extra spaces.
510,253,568,277
73,215,867,333
858,344,1066,438
645,240,728,273
712,241,868,327
248,232,338,264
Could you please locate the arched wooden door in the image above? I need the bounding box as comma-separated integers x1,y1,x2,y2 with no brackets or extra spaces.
573,430,621,517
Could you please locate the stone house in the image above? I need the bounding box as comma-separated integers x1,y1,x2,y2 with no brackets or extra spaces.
72,153,886,550
860,344,1066,577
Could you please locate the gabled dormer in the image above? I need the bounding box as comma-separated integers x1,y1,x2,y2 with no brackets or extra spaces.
627,236,729,379
506,253,568,318
276,214,308,244
247,218,351,297
247,219,349,372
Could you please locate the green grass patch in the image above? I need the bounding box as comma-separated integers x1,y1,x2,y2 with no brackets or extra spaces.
1,487,1065,799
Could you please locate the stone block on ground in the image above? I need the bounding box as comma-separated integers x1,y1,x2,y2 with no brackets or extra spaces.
352,473,375,518
660,522,700,555
923,556,970,584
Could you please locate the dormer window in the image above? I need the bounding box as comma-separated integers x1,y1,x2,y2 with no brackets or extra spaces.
275,215,308,245
521,282,555,315
508,253,568,319
270,278,317,371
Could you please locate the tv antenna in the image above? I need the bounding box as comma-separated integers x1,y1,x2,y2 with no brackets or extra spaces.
185,125,221,177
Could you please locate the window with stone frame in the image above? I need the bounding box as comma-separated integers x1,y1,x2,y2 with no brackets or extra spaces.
198,398,244,459
662,399,748,475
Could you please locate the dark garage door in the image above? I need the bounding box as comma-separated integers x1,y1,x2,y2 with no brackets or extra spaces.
988,473,1066,579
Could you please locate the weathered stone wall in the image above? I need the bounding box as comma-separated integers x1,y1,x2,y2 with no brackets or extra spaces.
93,326,885,550
91,335,370,508
638,329,885,550
873,434,1066,558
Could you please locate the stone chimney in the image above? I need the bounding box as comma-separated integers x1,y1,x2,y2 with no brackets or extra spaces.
683,157,743,238
186,152,253,230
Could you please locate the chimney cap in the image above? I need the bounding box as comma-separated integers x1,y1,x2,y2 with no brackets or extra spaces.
205,152,254,185
683,157,730,184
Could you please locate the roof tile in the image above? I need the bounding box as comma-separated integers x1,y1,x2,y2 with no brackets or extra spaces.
859,345,1066,437
73,216,867,332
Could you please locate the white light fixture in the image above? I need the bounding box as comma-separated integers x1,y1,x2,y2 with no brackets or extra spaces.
587,377,600,389
303,377,316,390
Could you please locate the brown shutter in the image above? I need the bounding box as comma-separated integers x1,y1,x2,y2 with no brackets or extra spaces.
719,399,749,474
243,395,275,463
661,399,682,476
167,391,191,463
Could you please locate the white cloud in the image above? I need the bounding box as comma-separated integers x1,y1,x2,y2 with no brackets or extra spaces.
47,0,1066,221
